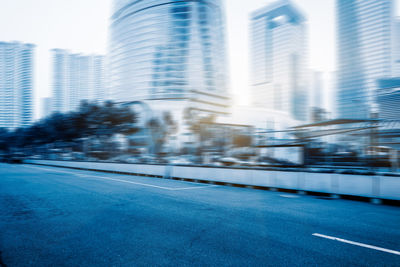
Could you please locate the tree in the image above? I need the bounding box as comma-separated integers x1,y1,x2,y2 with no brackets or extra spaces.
183,108,217,159
147,111,177,155
0,128,10,152
0,101,138,157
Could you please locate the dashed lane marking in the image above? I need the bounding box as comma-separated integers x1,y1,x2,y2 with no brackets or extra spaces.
279,194,300,198
313,233,400,256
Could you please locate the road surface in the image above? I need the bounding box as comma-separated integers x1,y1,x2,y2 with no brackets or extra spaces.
0,163,399,266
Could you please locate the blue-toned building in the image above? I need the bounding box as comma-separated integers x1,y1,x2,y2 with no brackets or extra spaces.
108,0,230,118
41,97,52,119
392,18,400,77
0,41,35,129
52,49,106,113
337,0,394,119
250,0,309,122
377,78,400,120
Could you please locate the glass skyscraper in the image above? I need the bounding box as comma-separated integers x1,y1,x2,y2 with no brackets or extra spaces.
109,0,229,116
0,41,35,129
377,78,400,120
52,49,106,113
250,0,308,122
337,0,393,119
392,18,400,77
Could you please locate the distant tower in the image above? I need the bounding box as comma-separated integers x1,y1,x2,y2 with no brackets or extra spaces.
336,0,393,119
310,71,326,122
250,0,309,121
108,0,230,118
0,41,35,129
51,49,106,113
52,49,68,113
92,55,106,103
311,71,324,109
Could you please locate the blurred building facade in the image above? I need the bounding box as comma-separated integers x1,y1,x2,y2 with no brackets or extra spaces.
0,41,35,129
311,71,323,110
220,106,298,138
377,78,400,120
337,0,393,119
41,97,52,119
392,18,400,77
108,0,230,121
310,71,328,122
250,0,309,122
218,105,302,163
51,49,106,113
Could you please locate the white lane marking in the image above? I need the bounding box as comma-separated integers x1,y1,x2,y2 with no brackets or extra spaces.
312,233,400,256
279,194,300,198
168,185,218,191
24,165,216,191
26,165,85,175
77,174,182,190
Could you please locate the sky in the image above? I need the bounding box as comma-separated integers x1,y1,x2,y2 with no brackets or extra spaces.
0,0,397,120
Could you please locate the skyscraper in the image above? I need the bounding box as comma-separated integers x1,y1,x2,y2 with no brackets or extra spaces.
41,97,52,119
109,0,229,117
311,71,323,109
377,78,400,120
51,49,106,113
0,41,35,129
392,18,400,77
337,0,393,119
250,0,308,121
310,71,327,122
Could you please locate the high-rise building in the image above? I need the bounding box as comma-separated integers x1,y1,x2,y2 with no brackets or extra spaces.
0,41,35,129
51,49,106,113
108,0,229,118
392,18,400,77
311,71,324,109
250,0,309,121
52,49,67,113
310,71,327,122
41,97,52,119
92,55,106,103
337,0,393,119
377,78,400,120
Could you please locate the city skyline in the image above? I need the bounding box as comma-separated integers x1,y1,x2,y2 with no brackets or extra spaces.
0,0,340,120
1,3,400,265
0,0,399,120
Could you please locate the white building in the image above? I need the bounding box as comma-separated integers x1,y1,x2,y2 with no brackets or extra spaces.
392,18,400,77
41,97,52,119
250,0,309,122
0,41,35,129
337,0,393,119
108,0,230,121
51,49,106,113
311,71,324,110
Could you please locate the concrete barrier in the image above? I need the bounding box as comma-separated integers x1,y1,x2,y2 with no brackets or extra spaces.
25,160,400,201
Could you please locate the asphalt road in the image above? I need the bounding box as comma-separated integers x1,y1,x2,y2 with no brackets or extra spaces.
0,163,399,266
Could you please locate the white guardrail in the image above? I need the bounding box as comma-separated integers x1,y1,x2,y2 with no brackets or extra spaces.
25,160,400,201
